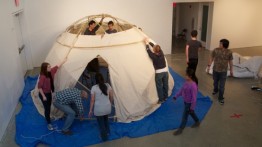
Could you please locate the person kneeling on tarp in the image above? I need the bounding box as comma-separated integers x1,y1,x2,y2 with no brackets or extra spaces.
53,88,88,135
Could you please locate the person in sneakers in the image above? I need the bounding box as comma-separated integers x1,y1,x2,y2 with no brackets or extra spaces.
89,73,113,141
173,68,200,135
144,38,169,104
38,59,66,130
207,39,233,105
53,88,88,135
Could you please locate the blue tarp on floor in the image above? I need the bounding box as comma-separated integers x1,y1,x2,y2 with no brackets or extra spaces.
15,68,212,147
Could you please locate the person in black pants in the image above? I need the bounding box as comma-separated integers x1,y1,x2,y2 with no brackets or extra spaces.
185,30,202,84
38,59,66,130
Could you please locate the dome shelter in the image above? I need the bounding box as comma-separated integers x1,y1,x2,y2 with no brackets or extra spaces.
31,14,174,122
67,14,134,35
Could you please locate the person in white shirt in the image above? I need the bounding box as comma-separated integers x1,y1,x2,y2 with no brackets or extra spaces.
88,73,113,141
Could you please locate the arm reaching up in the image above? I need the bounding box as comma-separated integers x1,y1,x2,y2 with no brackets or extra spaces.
57,57,67,68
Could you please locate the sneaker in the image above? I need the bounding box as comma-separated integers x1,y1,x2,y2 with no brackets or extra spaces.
251,86,260,90
212,91,218,95
173,128,183,136
61,130,73,135
219,99,224,105
47,124,54,130
191,122,200,128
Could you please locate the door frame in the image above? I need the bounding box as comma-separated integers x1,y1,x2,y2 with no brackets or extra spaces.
197,2,214,50
12,10,33,74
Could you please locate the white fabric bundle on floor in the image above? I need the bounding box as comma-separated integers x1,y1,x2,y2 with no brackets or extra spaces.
206,52,262,78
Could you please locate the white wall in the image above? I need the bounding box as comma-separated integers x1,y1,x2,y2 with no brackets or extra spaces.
24,0,262,67
0,0,25,141
210,0,262,50
24,0,174,67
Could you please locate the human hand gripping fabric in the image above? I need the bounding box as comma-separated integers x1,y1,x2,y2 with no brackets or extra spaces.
144,38,149,44
79,115,84,121
206,65,211,74
230,69,234,77
88,111,93,118
58,57,67,68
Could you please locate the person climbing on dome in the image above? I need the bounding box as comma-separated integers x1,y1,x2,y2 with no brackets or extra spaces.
105,21,117,34
84,15,105,35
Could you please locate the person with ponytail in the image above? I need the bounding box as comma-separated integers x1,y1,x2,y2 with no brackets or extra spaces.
38,59,66,130
89,73,113,141
173,68,200,135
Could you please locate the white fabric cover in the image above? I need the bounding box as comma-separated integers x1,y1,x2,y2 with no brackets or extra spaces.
32,28,174,122
206,52,262,78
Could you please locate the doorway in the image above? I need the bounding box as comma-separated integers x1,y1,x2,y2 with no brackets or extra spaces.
199,3,212,48
13,12,27,75
201,5,208,42
78,56,110,91
172,2,213,53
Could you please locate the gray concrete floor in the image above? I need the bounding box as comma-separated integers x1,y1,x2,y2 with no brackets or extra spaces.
1,39,262,147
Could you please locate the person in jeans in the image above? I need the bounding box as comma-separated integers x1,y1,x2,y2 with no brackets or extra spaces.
89,73,113,141
173,68,200,135
53,88,88,135
186,30,202,84
207,39,233,105
144,38,169,104
38,59,66,130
